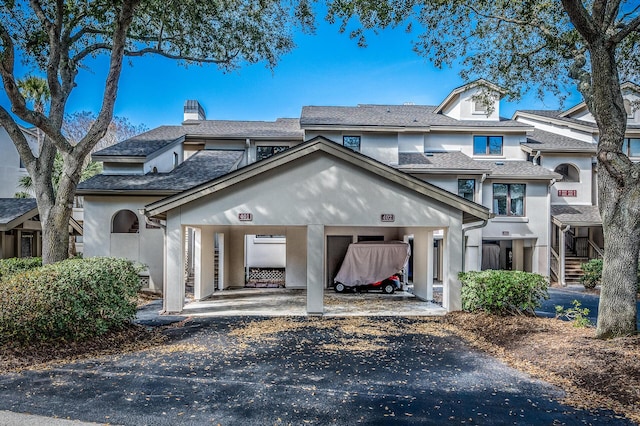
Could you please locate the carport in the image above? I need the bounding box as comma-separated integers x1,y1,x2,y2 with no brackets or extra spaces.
141,137,490,315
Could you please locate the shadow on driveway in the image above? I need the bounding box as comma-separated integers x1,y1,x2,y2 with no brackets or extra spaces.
0,316,633,425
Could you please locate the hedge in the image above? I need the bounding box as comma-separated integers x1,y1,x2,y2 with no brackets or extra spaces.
459,270,549,315
0,257,42,280
0,257,142,343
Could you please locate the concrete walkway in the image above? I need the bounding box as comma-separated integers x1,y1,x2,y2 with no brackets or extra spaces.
178,288,446,318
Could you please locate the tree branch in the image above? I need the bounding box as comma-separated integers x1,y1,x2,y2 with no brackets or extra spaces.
0,106,36,174
561,0,600,43
610,14,640,45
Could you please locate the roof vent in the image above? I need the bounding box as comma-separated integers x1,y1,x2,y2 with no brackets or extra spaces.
184,100,206,121
403,102,415,105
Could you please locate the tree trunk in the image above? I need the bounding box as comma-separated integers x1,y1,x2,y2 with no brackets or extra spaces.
589,43,640,338
40,203,71,264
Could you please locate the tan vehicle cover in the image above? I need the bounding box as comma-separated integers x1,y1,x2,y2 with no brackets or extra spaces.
334,241,411,287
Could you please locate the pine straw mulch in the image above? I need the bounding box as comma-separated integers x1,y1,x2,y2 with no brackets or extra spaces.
441,312,640,424
0,324,166,373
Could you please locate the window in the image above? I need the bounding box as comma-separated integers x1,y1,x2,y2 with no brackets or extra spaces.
19,157,25,169
621,138,640,157
173,152,179,168
473,100,488,114
554,163,580,182
343,136,361,151
112,210,139,233
458,179,475,201
256,145,289,161
473,135,503,155
493,183,525,216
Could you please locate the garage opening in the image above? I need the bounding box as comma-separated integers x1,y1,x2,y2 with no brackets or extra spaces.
245,234,286,288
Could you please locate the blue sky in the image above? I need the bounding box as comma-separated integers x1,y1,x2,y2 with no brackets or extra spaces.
1,17,583,130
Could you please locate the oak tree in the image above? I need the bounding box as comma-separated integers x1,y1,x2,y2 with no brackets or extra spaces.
326,0,640,337
0,0,313,264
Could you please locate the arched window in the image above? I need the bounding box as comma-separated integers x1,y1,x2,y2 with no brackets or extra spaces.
112,210,139,233
554,163,580,183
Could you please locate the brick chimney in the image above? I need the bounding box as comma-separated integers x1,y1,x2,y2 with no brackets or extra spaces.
183,100,206,121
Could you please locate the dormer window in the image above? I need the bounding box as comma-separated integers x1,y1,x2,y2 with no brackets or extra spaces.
473,100,488,114
473,135,503,155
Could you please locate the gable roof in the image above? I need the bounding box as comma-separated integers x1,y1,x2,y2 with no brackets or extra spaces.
78,150,244,194
434,79,507,114
301,104,528,130
0,198,38,231
92,118,302,160
142,137,491,224
397,151,492,174
521,129,597,154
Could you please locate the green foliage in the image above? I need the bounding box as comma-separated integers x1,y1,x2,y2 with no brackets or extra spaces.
0,257,143,343
580,259,603,289
459,270,549,316
0,257,42,280
580,258,640,292
555,300,592,328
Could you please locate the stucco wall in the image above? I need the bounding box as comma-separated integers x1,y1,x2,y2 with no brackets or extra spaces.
542,154,594,205
0,127,34,198
83,195,164,292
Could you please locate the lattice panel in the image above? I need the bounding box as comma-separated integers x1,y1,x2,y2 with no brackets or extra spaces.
247,268,285,287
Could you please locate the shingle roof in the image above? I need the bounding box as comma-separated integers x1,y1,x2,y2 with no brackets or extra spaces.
78,150,243,193
480,160,562,179
398,151,491,173
522,129,597,153
0,198,37,225
518,110,640,130
93,119,302,158
551,204,601,226
301,105,528,128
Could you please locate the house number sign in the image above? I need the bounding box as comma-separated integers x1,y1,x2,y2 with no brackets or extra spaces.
238,213,253,221
381,214,395,222
558,190,577,197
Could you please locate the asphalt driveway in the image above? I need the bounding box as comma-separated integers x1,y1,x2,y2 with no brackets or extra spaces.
0,316,632,425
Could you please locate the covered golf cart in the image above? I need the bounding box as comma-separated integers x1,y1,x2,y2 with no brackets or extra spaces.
333,241,411,294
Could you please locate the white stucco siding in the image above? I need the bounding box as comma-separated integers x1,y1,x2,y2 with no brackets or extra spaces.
245,235,286,268
176,154,462,228
360,133,398,165
0,127,34,198
144,147,183,173
426,133,527,160
398,133,425,153
83,195,165,292
102,162,145,175
542,154,594,205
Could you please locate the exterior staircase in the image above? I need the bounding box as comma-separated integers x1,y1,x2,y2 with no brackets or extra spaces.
564,257,588,285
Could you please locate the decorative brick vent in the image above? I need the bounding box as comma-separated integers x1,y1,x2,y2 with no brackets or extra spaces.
246,268,285,288
139,275,150,289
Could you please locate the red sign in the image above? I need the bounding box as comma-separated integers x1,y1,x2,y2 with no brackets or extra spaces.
558,190,577,197
238,213,253,221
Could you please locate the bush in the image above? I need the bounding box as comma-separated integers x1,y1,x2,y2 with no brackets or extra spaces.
459,270,549,315
0,257,42,280
0,257,142,344
555,300,592,328
580,259,602,289
580,258,640,292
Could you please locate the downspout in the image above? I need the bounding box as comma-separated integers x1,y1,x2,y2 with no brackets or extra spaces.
533,150,541,166
461,218,490,272
559,224,570,286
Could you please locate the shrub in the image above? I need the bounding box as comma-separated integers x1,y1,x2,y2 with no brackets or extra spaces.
459,270,549,315
580,258,640,292
0,257,142,344
580,259,602,289
0,257,42,280
555,300,592,328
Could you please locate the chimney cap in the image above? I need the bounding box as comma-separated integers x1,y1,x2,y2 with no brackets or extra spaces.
183,100,206,121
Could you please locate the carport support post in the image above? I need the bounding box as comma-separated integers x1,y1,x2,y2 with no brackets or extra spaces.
412,228,433,302
164,217,185,313
194,227,215,300
442,226,463,311
306,224,324,315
